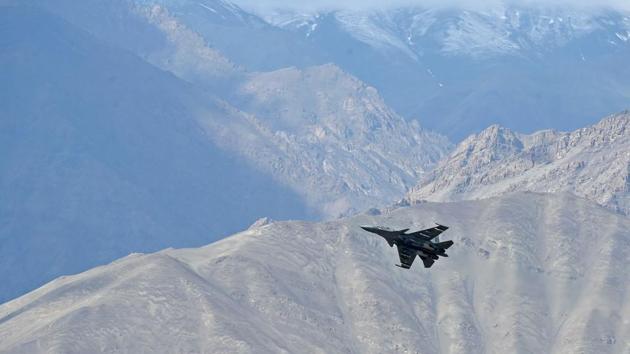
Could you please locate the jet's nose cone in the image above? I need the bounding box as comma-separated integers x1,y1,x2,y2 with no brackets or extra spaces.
361,226,381,234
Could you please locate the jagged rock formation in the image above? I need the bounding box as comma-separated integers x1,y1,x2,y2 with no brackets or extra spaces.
226,64,450,217
407,112,630,215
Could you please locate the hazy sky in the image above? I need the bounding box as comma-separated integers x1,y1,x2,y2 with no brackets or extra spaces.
232,0,630,12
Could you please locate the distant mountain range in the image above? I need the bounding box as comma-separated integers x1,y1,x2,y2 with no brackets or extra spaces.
263,5,630,139
82,0,630,139
35,0,630,140
407,112,630,216
2,192,628,353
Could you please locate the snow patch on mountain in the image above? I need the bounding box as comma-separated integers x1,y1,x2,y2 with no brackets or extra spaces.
135,0,261,25
333,10,420,59
1,193,628,353
263,6,630,59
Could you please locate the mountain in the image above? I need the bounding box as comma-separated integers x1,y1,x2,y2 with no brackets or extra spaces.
41,0,630,140
264,6,630,139
1,192,629,353
37,0,326,72
407,112,630,216
35,0,451,217
0,5,314,303
271,6,630,59
131,4,452,216
225,64,449,216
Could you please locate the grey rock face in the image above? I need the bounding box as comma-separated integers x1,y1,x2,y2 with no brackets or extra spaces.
408,112,630,215
230,64,451,217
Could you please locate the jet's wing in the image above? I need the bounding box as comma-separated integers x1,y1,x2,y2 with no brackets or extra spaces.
409,224,449,241
395,245,416,269
419,255,435,268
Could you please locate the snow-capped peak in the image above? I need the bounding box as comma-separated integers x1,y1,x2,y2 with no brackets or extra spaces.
261,5,630,59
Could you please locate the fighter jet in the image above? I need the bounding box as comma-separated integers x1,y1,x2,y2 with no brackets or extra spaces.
361,224,453,269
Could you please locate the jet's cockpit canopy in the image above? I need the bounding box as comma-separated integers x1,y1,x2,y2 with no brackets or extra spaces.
374,225,393,231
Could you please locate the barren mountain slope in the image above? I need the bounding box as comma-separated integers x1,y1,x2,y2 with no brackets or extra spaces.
1,192,628,353
224,64,450,217
408,112,630,215
0,5,312,303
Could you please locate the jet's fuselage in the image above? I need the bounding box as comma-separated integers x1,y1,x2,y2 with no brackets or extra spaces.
397,235,446,257
361,226,447,257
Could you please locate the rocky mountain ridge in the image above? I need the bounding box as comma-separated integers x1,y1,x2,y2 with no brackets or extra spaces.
231,64,450,216
407,112,630,215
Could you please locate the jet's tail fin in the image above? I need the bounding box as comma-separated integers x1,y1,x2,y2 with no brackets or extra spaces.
434,240,454,250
